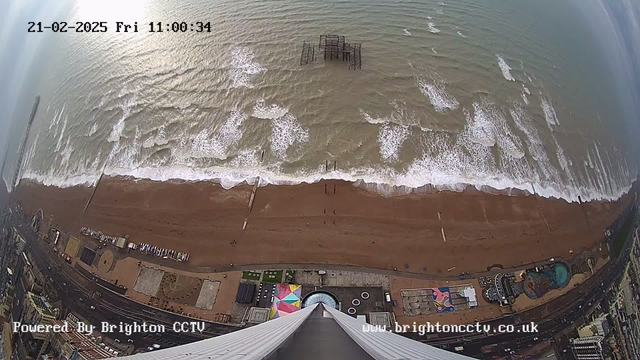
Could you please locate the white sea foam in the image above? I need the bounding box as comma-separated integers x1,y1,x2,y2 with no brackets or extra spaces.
250,99,309,158
586,150,595,169
189,110,248,159
403,29,412,36
378,123,410,161
540,96,559,127
360,109,387,125
22,131,40,180
59,138,73,170
253,99,289,120
496,54,515,81
142,125,169,148
21,145,633,203
466,101,524,159
270,113,309,159
427,22,441,33
20,102,634,203
554,139,569,171
55,116,67,152
48,104,65,131
509,106,559,183
593,143,613,193
229,149,261,168
229,46,266,88
463,107,495,147
107,95,136,143
88,123,98,137
416,78,459,113
21,171,101,188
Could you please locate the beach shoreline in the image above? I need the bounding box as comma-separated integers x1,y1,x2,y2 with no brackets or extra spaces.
14,176,635,275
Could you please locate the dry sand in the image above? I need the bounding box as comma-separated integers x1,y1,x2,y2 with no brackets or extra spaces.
14,177,635,275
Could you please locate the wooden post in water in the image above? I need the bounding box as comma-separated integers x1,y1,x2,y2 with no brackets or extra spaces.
83,172,104,213
248,176,260,212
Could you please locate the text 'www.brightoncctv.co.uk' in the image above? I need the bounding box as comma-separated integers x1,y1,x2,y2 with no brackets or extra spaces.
362,322,539,336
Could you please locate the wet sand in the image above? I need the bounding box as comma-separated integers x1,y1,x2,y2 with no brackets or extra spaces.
14,177,635,275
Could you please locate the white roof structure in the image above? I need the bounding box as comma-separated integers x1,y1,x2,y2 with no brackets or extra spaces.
116,304,473,360
463,287,478,308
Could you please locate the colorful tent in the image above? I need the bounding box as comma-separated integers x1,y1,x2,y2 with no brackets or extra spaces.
269,284,302,319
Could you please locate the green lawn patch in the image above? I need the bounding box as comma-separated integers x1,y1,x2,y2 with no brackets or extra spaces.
242,271,262,281
613,205,637,258
262,270,284,283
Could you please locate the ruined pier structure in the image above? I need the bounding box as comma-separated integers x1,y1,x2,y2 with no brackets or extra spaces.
300,35,362,70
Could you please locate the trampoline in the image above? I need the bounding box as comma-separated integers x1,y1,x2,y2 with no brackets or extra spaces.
554,263,570,287
523,263,571,299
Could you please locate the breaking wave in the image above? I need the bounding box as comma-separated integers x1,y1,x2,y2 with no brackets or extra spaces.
540,96,560,128
229,46,266,88
428,22,441,33
416,77,459,113
496,54,515,81
378,123,410,161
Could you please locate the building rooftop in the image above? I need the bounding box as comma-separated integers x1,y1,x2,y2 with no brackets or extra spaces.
28,292,55,317
54,321,113,359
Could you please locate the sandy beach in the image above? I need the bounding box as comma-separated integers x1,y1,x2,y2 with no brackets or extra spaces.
14,177,634,275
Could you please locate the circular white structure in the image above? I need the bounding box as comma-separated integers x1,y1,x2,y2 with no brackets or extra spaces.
347,307,357,315
351,298,361,306
302,291,339,309
361,291,370,300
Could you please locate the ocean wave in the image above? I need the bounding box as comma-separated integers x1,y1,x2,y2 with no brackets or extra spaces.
457,30,466,38
253,99,288,120
188,110,248,160
87,123,98,137
21,148,634,203
428,22,441,33
509,106,559,183
521,92,530,105
431,47,437,54
142,125,169,148
403,29,412,36
19,99,634,204
540,96,559,128
59,138,74,170
496,54,515,81
229,46,266,89
48,104,65,131
55,116,67,152
107,95,136,143
465,101,524,159
270,113,309,159
360,109,387,125
378,123,410,161
416,77,459,113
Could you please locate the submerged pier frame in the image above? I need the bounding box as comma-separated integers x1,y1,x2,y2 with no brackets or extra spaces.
300,34,362,70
